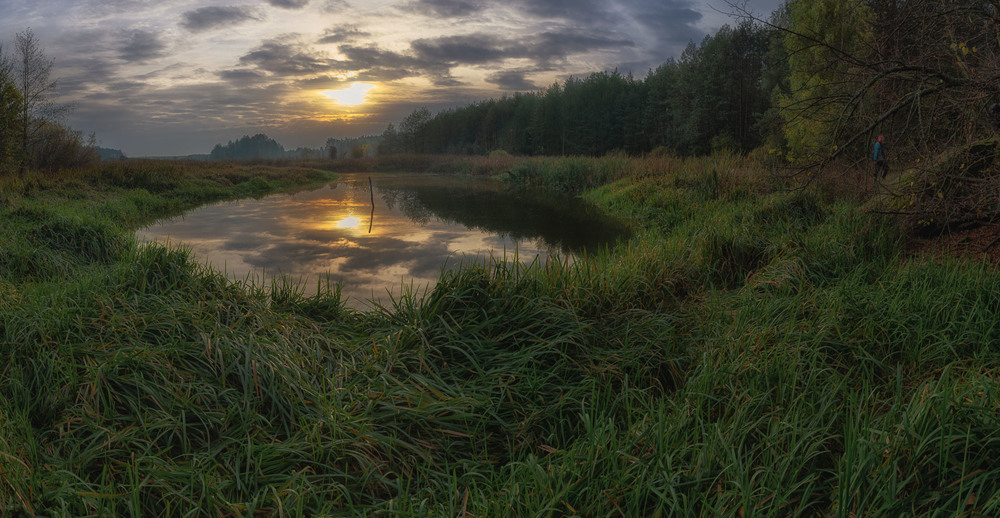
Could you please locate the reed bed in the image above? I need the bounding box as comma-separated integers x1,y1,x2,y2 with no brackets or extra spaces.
2,155,1000,515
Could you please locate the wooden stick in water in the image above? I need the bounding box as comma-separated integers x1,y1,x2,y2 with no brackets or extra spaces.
368,176,375,233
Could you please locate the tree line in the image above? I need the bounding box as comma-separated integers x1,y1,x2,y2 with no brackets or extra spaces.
378,19,780,158
207,134,382,160
0,28,99,175
210,134,288,160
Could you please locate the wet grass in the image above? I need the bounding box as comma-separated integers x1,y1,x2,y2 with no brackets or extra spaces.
2,156,1000,515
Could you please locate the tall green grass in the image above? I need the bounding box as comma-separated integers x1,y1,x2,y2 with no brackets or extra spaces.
2,155,1000,515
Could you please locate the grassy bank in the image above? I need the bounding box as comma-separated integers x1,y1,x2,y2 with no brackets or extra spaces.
2,156,1000,516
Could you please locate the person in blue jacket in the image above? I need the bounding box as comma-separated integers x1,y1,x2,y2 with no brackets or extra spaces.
872,135,888,179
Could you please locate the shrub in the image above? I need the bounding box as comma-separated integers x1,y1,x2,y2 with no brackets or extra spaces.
27,122,100,172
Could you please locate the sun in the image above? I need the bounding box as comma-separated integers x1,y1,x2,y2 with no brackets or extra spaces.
321,83,375,106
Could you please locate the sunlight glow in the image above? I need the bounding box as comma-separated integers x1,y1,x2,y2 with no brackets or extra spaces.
336,216,363,229
321,83,376,106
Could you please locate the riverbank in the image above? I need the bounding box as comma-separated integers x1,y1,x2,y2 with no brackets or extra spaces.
2,156,999,515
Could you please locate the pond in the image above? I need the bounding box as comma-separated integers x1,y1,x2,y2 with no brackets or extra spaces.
138,172,630,308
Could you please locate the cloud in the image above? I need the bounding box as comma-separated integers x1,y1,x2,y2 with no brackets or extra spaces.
402,0,486,17
180,6,262,32
216,68,270,83
411,34,508,65
239,37,338,76
486,70,538,91
53,56,121,96
317,25,370,45
321,0,351,13
411,31,634,69
118,29,169,62
336,45,432,81
510,0,617,24
632,0,704,46
498,0,704,65
533,31,636,62
266,0,310,9
293,75,353,90
107,80,148,92
235,27,635,94
236,37,438,86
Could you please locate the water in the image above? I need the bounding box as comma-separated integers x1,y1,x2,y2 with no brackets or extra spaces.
138,172,629,308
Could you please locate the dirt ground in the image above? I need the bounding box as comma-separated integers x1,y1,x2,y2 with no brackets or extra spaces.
906,223,1000,264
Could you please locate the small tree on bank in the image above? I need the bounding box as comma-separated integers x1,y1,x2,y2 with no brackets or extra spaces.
14,28,67,175
0,43,25,172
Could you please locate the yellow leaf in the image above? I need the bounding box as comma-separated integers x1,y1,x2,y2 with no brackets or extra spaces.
938,192,944,198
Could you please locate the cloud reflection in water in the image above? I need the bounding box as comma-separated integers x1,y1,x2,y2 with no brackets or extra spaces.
138,173,628,308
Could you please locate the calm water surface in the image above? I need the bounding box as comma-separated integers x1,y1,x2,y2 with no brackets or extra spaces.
138,172,629,308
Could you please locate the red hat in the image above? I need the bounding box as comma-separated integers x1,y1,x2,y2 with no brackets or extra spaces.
877,135,884,143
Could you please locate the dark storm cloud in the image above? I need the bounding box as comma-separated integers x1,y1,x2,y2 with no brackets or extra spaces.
266,0,311,9
118,30,168,62
180,6,262,32
317,25,370,44
402,0,486,17
486,70,538,91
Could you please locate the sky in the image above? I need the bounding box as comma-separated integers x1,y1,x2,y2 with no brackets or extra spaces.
1,0,783,156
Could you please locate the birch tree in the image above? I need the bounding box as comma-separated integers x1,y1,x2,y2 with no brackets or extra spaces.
14,28,62,174
0,43,23,171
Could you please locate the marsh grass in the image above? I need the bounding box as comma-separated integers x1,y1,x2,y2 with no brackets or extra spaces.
2,155,1000,515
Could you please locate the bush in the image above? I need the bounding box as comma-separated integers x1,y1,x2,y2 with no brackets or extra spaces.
27,122,100,172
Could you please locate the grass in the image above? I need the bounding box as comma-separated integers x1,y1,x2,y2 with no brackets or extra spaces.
2,154,1000,515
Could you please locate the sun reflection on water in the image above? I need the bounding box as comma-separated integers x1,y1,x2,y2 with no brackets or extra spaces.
335,216,362,229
